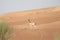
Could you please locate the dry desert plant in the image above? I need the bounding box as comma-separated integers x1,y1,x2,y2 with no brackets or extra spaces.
0,20,13,40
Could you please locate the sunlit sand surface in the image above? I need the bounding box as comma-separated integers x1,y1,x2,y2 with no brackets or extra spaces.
0,6,60,40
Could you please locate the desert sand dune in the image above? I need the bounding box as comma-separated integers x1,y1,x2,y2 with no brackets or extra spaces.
0,6,60,40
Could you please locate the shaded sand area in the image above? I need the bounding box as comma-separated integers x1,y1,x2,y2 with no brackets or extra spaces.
0,6,60,40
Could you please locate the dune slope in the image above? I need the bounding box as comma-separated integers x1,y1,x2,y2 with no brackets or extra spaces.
0,6,60,40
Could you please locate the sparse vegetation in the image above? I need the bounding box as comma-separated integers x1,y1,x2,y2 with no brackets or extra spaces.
56,34,60,40
0,20,13,40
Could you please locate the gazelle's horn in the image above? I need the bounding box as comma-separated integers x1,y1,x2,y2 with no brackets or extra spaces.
28,19,31,23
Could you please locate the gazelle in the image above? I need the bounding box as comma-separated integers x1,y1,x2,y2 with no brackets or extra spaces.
27,19,36,29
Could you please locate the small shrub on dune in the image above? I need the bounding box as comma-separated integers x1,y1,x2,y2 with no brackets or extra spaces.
0,20,13,40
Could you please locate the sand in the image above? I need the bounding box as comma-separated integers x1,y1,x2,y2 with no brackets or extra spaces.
0,6,60,40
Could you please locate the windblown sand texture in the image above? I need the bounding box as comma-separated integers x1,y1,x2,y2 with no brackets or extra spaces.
0,6,60,40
